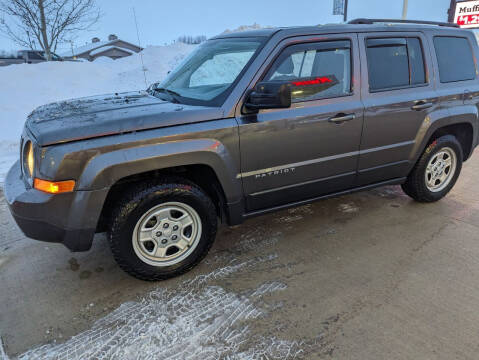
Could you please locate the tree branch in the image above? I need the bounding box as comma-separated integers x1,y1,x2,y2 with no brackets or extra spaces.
0,0,100,58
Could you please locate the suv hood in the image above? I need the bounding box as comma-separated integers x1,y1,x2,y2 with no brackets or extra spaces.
25,91,224,146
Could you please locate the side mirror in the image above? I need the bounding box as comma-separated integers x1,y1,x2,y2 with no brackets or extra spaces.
245,81,291,110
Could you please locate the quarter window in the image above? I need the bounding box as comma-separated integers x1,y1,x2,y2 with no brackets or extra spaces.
264,40,352,102
366,37,426,91
433,36,476,83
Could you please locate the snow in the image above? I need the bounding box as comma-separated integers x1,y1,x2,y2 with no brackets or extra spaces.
13,243,302,359
59,38,138,58
0,141,18,184
90,45,134,57
0,43,195,184
60,39,111,57
0,24,265,185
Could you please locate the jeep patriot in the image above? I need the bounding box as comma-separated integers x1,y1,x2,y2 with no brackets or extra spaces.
5,19,479,280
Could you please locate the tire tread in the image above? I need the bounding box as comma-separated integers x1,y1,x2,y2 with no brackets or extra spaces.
108,177,217,281
402,135,463,202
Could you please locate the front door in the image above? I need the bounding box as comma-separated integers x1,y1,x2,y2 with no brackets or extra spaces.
237,34,364,212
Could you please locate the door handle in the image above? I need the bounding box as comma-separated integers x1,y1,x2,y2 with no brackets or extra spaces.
411,101,433,111
328,113,355,124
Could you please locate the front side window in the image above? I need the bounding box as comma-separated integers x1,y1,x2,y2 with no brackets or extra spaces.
366,37,426,91
434,36,476,83
158,38,264,106
264,40,352,102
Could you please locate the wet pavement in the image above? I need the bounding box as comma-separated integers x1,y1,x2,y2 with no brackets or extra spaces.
1,153,479,359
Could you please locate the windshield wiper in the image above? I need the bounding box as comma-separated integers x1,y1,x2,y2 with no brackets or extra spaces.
151,87,181,103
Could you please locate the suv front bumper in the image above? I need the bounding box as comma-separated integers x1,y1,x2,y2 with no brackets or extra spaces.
4,161,108,252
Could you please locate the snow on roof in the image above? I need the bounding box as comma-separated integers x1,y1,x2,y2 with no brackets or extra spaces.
90,45,134,57
60,39,141,57
60,40,110,57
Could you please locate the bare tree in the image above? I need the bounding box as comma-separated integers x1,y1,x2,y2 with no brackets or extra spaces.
0,0,100,60
177,35,207,45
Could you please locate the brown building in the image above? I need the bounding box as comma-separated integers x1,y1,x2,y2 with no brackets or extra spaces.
62,34,143,61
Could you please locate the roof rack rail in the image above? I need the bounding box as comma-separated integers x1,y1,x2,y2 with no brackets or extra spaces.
348,18,460,28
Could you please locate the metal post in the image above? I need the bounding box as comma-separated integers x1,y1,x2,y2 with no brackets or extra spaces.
448,0,457,23
344,0,349,22
402,0,408,20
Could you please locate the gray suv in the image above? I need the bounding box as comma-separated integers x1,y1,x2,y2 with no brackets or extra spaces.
5,19,479,280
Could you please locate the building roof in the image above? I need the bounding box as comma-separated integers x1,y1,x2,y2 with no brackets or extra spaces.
60,39,142,57
89,45,134,57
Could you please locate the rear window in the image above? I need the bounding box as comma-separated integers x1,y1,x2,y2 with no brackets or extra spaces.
433,36,476,83
366,37,426,91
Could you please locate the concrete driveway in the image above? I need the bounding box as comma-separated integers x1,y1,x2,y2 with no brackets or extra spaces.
1,154,479,359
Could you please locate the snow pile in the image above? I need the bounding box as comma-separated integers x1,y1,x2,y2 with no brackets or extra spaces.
222,23,265,34
0,43,195,183
0,25,266,184
0,141,18,183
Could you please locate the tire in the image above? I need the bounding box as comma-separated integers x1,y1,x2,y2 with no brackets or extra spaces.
402,135,463,202
108,177,217,281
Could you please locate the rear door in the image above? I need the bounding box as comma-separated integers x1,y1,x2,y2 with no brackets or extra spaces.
236,34,364,212
430,33,479,126
357,32,439,185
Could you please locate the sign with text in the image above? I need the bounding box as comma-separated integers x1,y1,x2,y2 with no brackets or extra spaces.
454,0,479,28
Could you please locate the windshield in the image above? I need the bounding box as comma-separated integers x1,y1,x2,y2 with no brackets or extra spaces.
156,38,264,106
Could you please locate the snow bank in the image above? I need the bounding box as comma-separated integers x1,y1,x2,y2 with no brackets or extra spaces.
0,24,265,184
0,141,18,184
0,43,194,141
0,43,195,183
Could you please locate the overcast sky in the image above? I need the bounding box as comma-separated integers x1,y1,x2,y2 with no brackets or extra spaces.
0,0,452,53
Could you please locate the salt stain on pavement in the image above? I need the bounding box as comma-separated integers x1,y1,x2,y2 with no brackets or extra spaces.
337,203,359,214
13,255,304,360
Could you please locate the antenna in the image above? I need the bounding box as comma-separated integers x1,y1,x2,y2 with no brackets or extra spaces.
132,7,148,88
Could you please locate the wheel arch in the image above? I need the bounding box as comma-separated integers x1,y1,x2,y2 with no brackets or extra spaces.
73,139,244,232
96,164,233,233
410,107,478,168
427,123,474,161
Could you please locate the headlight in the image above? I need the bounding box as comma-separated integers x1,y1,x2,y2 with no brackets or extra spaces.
23,140,34,178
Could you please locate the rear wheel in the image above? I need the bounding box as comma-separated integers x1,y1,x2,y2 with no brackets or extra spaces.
108,178,217,281
402,135,463,202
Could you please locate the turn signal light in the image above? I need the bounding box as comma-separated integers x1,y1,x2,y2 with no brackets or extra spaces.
34,178,75,194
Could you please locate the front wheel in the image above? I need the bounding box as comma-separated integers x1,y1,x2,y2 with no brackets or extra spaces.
402,135,463,202
108,178,217,281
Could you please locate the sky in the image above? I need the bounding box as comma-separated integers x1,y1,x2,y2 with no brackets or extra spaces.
0,0,452,53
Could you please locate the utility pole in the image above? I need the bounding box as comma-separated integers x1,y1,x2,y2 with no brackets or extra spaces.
402,0,408,19
448,0,457,23
343,0,349,22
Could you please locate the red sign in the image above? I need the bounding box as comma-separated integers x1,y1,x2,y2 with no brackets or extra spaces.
456,14,479,26
454,0,479,28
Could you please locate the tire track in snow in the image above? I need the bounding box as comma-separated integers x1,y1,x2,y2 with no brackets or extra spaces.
13,255,304,360
1,338,8,360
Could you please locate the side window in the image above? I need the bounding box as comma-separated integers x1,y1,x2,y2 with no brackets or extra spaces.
264,40,352,102
433,36,476,83
366,37,426,91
